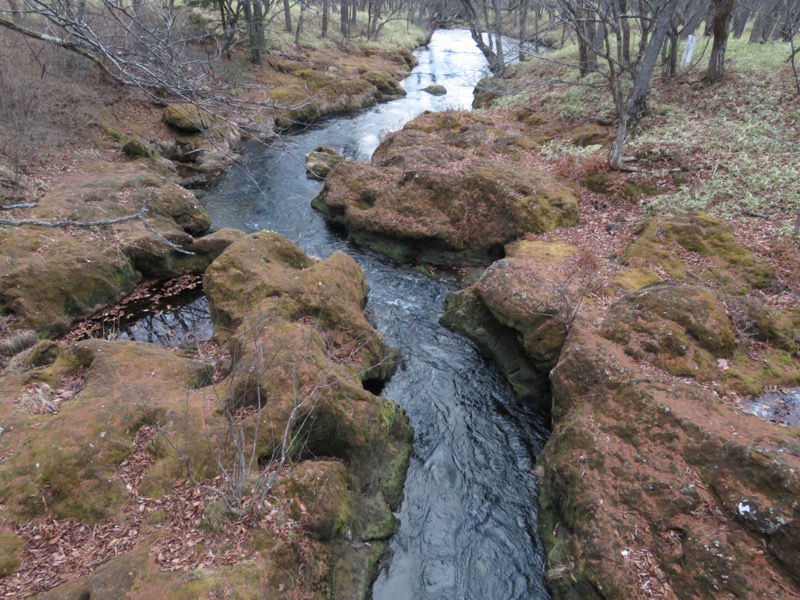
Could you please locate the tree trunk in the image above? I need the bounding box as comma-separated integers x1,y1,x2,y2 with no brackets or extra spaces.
662,28,679,78
491,0,505,72
322,0,330,37
731,4,751,38
609,0,681,169
518,0,528,61
283,0,293,34
295,1,305,44
749,0,780,43
340,0,349,35
242,0,262,64
705,0,734,83
620,0,631,66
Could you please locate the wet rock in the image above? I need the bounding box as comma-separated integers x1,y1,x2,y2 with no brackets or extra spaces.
423,84,447,96
305,145,344,180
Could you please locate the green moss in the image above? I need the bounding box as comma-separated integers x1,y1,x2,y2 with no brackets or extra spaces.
276,461,355,542
361,71,406,100
0,530,23,577
724,347,800,396
621,214,774,293
607,268,663,293
163,103,216,132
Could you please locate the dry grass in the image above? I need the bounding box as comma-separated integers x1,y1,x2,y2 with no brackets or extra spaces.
0,32,121,169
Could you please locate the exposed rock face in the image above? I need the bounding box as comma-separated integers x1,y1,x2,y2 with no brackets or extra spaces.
313,112,579,266
0,161,236,336
441,214,800,598
442,240,582,405
305,145,345,180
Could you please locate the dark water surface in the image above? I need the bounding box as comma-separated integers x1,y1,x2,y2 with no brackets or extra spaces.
134,30,550,599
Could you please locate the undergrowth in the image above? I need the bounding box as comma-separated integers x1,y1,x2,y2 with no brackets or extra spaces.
634,39,799,229
499,34,799,232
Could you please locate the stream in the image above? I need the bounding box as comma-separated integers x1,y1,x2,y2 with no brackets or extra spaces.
132,30,551,599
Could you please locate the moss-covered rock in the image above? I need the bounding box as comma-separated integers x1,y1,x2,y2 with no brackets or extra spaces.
442,241,583,405
202,232,414,592
314,133,579,266
606,267,663,294
0,529,22,577
542,319,800,598
423,84,447,96
305,145,344,180
122,135,159,160
0,163,235,335
163,103,215,133
565,123,611,147
361,70,406,101
601,283,735,378
275,460,354,541
0,339,216,521
621,213,775,292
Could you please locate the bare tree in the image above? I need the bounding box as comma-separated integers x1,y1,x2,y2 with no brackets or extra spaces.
705,0,735,82
459,0,506,75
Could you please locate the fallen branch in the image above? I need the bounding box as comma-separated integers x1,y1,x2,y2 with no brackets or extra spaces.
0,193,194,254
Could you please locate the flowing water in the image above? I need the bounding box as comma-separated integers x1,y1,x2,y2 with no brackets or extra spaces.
131,30,551,599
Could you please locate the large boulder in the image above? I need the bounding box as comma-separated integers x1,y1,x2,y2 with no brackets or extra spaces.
313,113,579,266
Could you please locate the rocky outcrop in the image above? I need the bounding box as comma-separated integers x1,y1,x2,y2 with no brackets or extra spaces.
442,240,581,405
204,231,412,595
0,161,238,336
441,214,800,598
0,231,412,599
313,112,579,266
160,103,243,187
266,51,418,129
